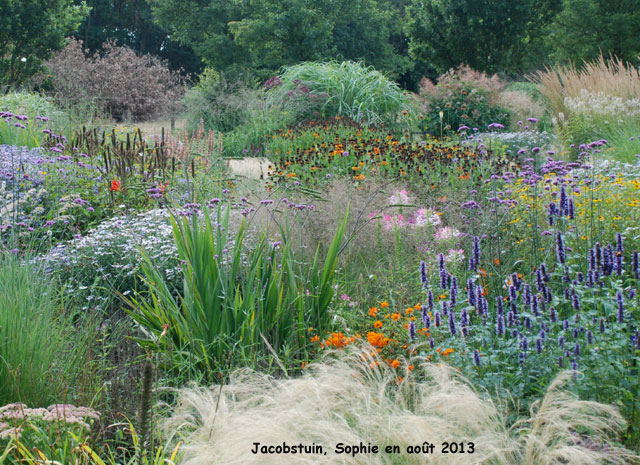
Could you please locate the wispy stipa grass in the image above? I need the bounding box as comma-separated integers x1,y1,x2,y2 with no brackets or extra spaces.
161,346,638,465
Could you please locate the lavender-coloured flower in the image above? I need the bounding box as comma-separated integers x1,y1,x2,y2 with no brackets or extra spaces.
448,310,457,336
617,291,624,323
496,296,504,315
422,307,431,329
409,320,416,341
531,294,539,316
467,278,475,306
556,231,566,264
450,276,458,305
571,293,580,311
420,260,428,287
496,314,505,335
535,338,543,354
473,349,481,367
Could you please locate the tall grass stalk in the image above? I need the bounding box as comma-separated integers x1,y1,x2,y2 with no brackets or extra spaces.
0,252,95,406
530,55,640,119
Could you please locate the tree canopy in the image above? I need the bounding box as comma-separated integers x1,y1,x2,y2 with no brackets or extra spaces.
0,0,89,87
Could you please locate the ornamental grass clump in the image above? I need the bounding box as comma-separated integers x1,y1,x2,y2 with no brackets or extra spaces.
0,252,95,407
161,347,637,465
271,61,411,125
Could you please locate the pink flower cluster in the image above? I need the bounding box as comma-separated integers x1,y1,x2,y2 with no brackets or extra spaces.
0,403,100,439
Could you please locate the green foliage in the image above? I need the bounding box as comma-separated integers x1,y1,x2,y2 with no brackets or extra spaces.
126,206,348,380
3,421,181,465
75,0,203,75
273,61,411,124
0,0,89,87
547,0,640,65
419,68,511,135
149,0,410,80
0,253,96,406
404,0,560,74
183,68,258,133
603,120,640,163
0,92,68,147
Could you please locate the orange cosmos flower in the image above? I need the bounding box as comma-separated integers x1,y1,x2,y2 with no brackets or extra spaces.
373,320,383,329
369,306,378,317
391,313,401,321
380,301,389,308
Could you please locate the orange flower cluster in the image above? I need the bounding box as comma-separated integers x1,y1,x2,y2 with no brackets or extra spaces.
366,331,391,348
322,332,356,348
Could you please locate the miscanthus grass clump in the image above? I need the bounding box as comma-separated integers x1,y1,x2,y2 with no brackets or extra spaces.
161,347,637,465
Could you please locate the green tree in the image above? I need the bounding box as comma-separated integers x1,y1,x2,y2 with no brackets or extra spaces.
149,0,251,76
149,0,411,81
404,0,560,74
0,0,89,88
546,0,640,64
74,0,202,74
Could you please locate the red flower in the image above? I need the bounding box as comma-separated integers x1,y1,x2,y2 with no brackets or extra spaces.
110,180,121,192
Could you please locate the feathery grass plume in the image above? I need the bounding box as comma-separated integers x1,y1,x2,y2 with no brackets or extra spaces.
530,55,640,119
161,346,637,465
